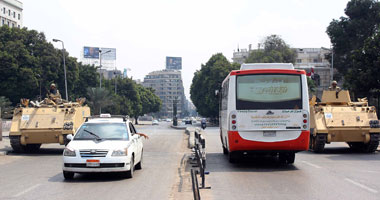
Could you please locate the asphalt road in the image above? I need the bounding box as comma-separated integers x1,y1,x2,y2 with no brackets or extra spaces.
2,122,380,200
201,126,380,200
0,122,189,200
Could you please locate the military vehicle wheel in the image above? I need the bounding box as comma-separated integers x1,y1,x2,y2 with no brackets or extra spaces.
312,134,326,153
63,171,74,180
10,136,26,153
279,152,295,164
125,155,134,178
361,134,379,153
135,151,143,170
25,144,41,152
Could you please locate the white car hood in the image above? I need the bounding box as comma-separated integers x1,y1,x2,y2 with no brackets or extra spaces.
67,140,130,150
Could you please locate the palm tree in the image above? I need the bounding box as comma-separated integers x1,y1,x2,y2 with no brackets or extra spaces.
86,88,113,115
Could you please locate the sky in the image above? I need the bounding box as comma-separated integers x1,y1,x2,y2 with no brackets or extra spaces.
22,0,350,99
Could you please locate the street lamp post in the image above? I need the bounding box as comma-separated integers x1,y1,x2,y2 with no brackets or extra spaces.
52,39,68,101
98,49,112,89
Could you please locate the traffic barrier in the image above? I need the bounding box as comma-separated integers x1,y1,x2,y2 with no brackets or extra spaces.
190,129,210,199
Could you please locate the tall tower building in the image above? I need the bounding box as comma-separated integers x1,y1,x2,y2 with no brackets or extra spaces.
142,69,185,118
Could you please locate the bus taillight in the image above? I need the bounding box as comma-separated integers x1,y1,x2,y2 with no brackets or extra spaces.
303,119,307,123
232,120,236,124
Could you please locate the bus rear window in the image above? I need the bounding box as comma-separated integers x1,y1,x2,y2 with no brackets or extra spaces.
236,74,302,110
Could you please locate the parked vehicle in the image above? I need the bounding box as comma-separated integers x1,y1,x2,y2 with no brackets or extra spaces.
152,120,159,125
219,63,310,164
62,114,146,179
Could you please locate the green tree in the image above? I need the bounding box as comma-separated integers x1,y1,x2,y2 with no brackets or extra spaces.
0,96,13,119
245,35,296,63
190,53,239,120
86,87,113,115
326,0,380,77
344,32,380,97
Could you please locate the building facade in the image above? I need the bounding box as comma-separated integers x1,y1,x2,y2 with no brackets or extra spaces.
232,45,333,98
0,0,23,28
142,69,185,118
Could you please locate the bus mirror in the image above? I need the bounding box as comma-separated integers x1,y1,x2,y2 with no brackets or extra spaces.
215,90,219,96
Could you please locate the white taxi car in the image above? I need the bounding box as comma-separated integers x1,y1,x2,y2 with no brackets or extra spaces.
62,115,145,179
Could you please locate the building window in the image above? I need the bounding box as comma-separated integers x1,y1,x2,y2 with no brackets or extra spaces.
18,13,20,20
296,59,302,63
13,11,15,18
8,10,10,16
7,21,9,26
2,19,4,25
12,23,14,27
18,25,20,28
3,7,5,14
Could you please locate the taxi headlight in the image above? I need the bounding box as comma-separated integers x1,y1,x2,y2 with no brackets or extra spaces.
112,149,128,156
63,147,76,157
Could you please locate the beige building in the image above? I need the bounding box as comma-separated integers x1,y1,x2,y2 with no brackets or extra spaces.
142,69,186,118
232,45,333,97
0,0,22,28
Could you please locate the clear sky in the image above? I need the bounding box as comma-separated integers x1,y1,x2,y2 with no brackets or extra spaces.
23,0,350,99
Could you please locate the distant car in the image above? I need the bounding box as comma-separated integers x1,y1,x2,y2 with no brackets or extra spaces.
166,118,172,122
62,115,145,180
185,118,192,125
152,120,159,125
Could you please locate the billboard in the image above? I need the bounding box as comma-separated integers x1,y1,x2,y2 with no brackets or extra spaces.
83,47,99,59
166,56,182,70
100,48,116,60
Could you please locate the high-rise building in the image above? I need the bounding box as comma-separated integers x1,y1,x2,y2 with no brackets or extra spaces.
142,69,186,118
0,0,23,28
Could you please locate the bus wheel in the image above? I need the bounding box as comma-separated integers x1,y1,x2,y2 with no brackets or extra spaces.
228,151,238,163
279,152,295,164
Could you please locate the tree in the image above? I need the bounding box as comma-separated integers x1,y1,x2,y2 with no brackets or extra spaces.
245,35,296,63
86,88,113,115
326,0,380,77
0,96,13,119
344,32,380,97
190,53,239,120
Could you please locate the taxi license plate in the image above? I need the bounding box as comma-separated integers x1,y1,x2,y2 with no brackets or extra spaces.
86,159,100,167
263,131,276,137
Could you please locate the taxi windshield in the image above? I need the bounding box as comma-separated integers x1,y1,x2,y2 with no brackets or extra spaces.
74,123,129,140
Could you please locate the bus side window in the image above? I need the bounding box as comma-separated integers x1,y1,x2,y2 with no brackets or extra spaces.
221,79,229,111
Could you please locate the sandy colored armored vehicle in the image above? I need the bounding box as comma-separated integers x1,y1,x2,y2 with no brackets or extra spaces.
309,90,380,153
9,98,90,152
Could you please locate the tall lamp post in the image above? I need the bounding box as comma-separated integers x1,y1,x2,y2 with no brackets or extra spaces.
52,39,68,101
98,49,112,89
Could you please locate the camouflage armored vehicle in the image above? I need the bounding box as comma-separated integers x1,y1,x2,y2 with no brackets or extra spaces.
9,98,90,152
309,90,380,153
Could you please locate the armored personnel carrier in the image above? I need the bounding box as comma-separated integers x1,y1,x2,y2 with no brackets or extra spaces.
9,98,90,152
309,90,380,153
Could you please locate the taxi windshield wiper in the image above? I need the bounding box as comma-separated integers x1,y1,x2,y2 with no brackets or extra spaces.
84,129,102,141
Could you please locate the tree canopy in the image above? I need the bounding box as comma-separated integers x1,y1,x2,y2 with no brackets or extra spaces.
0,26,161,120
190,53,239,119
326,0,380,96
245,35,296,63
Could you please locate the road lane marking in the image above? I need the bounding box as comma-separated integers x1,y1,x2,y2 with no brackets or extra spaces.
345,178,378,194
301,161,322,169
13,184,41,198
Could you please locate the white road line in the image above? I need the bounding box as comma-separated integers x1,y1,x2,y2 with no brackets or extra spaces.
345,178,378,194
301,161,322,169
13,184,41,198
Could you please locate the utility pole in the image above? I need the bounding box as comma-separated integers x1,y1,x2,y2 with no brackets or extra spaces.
52,39,68,101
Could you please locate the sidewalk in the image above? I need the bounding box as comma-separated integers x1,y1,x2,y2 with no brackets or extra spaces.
0,130,10,156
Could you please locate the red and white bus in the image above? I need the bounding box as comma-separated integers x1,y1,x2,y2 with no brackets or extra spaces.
219,63,310,164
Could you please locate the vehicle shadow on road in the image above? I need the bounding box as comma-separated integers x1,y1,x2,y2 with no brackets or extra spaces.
205,153,299,173
7,148,64,156
48,172,130,183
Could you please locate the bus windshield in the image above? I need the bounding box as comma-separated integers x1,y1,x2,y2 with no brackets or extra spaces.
236,74,302,110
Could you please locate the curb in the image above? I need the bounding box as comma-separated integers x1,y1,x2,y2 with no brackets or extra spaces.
170,125,187,130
